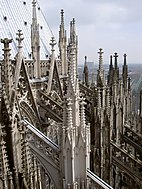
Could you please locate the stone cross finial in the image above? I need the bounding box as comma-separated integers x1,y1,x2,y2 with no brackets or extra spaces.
114,52,118,58
98,48,104,55
124,53,127,58
114,52,118,68
32,0,36,7
16,30,24,48
50,37,56,52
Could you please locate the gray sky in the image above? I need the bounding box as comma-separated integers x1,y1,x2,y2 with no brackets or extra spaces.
38,0,142,65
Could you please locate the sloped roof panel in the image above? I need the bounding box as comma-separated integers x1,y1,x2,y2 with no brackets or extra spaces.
0,0,53,59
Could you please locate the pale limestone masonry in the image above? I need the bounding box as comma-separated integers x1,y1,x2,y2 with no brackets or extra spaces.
0,0,142,189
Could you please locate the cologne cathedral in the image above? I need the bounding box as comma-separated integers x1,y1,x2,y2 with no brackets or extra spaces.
0,0,142,189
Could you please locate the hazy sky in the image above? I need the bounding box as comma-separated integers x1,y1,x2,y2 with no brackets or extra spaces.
38,0,142,65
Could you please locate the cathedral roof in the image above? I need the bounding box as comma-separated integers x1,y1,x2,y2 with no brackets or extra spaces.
0,0,53,59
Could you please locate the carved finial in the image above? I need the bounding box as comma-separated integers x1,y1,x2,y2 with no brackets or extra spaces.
97,48,104,86
50,37,56,52
114,52,118,68
32,0,36,7
16,30,24,48
98,48,104,56
32,0,37,26
124,54,127,65
61,9,64,15
110,55,113,65
98,48,104,71
61,9,64,24
1,38,12,50
85,56,87,65
70,18,76,44
114,52,118,58
72,18,75,25
83,56,88,86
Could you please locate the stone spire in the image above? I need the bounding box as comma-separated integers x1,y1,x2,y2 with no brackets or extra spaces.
122,54,128,91
124,53,127,65
69,18,78,63
31,0,41,78
70,18,76,45
108,55,114,85
83,56,89,86
114,52,118,69
32,0,37,25
113,52,119,82
59,9,67,75
1,38,12,99
97,48,104,87
68,18,78,76
66,21,80,132
61,18,90,186
110,54,113,65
